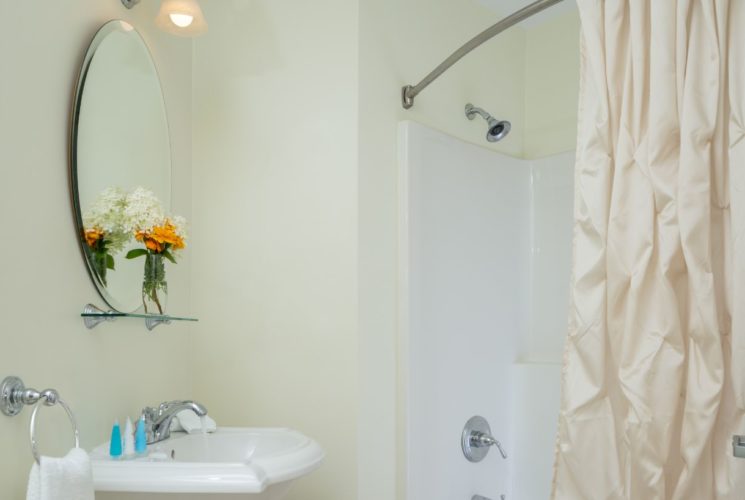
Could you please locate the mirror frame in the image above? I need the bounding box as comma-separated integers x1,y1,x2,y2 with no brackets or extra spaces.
69,20,173,312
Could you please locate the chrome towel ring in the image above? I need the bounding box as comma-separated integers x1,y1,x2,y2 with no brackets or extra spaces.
1,376,81,464
29,392,81,465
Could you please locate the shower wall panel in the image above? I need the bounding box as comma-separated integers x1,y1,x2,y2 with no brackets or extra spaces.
510,151,573,500
401,121,530,500
400,121,574,500
527,152,574,363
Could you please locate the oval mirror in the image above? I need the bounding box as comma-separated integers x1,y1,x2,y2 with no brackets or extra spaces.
71,20,172,313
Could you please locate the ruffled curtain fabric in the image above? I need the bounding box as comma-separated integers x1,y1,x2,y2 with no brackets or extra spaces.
552,1,745,498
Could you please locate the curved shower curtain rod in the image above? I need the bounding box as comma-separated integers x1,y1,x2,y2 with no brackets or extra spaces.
401,0,566,109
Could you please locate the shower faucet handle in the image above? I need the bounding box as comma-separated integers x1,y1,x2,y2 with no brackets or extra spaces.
462,415,508,462
471,430,508,458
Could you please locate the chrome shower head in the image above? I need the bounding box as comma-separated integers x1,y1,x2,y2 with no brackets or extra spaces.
485,118,510,142
465,103,511,143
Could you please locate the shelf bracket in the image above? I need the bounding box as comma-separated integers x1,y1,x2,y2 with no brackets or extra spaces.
82,303,116,329
145,317,172,331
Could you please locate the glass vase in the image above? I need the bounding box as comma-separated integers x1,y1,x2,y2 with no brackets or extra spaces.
142,253,168,314
90,250,109,287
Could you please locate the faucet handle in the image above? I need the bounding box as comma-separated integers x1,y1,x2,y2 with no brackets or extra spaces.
462,416,508,462
157,400,196,414
471,431,508,458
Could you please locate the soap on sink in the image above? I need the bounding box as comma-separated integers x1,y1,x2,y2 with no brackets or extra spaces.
135,414,148,455
123,417,135,458
109,420,122,459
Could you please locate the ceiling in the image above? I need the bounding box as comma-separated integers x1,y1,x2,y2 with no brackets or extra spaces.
477,0,577,28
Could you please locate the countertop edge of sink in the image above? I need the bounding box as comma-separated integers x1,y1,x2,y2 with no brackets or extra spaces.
91,427,325,494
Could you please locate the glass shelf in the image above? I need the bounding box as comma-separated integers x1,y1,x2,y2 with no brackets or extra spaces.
81,304,198,331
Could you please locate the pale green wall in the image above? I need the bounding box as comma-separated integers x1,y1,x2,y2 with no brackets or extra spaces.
523,10,581,159
191,2,359,500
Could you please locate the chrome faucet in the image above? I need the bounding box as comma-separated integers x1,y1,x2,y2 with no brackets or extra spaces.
141,400,208,444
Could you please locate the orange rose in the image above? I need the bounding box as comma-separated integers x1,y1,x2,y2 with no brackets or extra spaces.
151,222,185,250
145,238,164,253
85,229,104,248
135,222,185,254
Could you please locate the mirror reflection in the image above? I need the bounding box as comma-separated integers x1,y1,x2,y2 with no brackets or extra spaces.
72,20,177,313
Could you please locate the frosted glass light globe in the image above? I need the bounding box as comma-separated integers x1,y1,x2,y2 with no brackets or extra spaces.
155,0,207,37
169,13,194,28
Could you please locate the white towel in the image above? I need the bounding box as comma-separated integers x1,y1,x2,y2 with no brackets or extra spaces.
26,448,94,500
169,410,217,434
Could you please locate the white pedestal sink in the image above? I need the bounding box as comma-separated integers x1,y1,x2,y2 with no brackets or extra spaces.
90,427,324,499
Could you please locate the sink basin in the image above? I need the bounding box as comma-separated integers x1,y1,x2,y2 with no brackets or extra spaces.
91,427,324,499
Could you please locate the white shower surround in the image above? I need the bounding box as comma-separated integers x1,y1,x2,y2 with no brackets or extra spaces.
399,121,573,500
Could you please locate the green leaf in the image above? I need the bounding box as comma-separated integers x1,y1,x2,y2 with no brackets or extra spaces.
162,250,177,264
106,254,116,270
126,248,148,259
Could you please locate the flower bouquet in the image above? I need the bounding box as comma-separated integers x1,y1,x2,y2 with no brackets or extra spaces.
124,188,187,314
82,187,129,286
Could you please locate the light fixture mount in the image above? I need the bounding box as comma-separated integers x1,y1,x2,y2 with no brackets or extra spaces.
121,0,141,9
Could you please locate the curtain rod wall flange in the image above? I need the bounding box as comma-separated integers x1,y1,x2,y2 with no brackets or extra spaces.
401,0,565,110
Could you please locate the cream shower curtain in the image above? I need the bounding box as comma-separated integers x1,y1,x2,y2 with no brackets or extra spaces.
552,1,745,499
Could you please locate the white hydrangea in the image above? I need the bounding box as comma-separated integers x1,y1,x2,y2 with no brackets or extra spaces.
123,187,166,233
83,187,129,252
83,187,126,232
170,215,189,241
